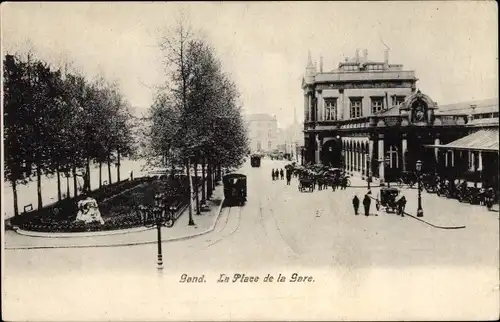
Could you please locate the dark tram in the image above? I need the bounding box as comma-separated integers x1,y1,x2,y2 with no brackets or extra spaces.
223,173,247,206
250,154,261,167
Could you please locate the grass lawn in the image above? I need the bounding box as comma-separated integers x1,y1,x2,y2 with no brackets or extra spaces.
9,176,202,233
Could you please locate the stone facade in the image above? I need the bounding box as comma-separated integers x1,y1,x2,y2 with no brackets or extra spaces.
302,49,474,185
246,113,278,153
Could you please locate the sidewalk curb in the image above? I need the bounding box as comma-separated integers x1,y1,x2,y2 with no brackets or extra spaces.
5,196,226,250
13,226,153,238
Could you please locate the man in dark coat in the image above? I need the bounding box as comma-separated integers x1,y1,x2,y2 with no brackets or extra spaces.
341,177,346,190
397,195,407,217
280,169,284,180
286,170,292,185
363,191,372,216
272,169,275,181
352,195,360,215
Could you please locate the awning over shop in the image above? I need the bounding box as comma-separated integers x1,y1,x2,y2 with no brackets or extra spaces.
425,128,499,152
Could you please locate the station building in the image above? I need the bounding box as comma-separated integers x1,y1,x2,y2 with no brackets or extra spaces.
302,49,498,187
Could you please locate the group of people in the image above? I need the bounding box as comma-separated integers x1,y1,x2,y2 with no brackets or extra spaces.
271,168,284,181
352,189,407,217
330,175,348,191
351,191,373,216
272,168,293,185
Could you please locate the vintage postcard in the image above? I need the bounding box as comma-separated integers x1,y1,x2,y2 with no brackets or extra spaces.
2,2,499,321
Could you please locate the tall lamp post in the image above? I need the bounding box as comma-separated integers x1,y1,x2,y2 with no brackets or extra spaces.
416,160,424,217
140,192,176,270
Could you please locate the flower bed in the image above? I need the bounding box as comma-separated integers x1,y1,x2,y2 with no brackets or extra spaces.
10,175,202,233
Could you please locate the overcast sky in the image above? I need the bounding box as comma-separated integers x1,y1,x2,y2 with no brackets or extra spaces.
2,2,498,128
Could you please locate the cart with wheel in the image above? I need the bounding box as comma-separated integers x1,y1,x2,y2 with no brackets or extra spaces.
377,187,400,213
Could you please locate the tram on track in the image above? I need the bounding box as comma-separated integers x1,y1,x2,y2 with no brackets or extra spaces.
223,173,247,206
250,154,261,167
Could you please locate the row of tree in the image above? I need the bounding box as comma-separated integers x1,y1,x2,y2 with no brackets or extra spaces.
3,52,136,216
142,21,249,225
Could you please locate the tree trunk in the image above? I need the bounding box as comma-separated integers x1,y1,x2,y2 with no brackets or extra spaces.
201,157,206,202
36,165,43,210
194,160,200,214
73,164,78,197
99,161,102,188
214,165,219,189
186,159,195,226
107,153,112,185
11,180,19,216
212,164,217,192
57,168,62,201
170,162,175,179
66,175,70,199
206,162,212,199
85,158,91,193
117,150,121,182
217,164,222,182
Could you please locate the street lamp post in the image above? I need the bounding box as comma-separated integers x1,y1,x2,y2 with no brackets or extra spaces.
416,160,424,217
140,193,177,270
154,204,163,269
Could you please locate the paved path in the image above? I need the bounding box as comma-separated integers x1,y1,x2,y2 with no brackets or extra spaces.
4,185,224,249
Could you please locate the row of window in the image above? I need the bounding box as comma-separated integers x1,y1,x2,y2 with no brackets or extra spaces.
323,96,406,120
341,64,386,72
474,112,499,119
256,141,273,150
251,129,275,137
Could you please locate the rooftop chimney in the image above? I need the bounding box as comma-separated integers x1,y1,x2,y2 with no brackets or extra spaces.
355,49,360,62
384,49,389,66
363,49,368,63
320,56,323,72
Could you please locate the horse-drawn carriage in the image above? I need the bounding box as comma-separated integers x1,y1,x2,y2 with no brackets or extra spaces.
223,173,247,206
376,187,401,213
298,176,315,192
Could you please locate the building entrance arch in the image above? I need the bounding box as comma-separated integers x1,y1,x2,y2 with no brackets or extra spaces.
321,138,342,167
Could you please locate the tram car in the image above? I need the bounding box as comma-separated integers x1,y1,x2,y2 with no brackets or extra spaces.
250,154,261,167
223,173,247,206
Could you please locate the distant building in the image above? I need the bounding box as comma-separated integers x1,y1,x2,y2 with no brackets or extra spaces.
277,122,302,161
246,113,278,153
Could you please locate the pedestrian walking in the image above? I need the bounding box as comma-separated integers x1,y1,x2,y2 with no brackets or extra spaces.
274,169,279,181
352,195,360,215
363,190,372,216
280,169,284,180
397,195,407,217
286,170,292,185
272,169,275,181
